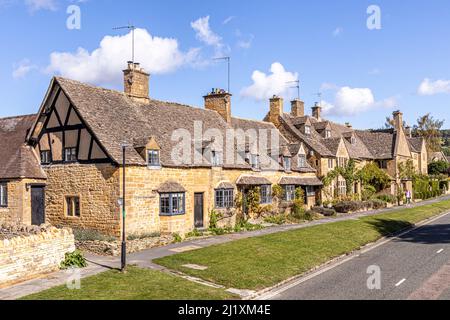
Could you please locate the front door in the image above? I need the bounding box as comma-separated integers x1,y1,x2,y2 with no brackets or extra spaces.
194,193,204,228
31,186,45,226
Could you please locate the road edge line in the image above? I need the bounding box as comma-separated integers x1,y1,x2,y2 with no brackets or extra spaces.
251,209,450,301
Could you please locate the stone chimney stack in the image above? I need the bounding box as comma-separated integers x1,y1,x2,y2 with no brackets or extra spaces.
312,102,322,121
405,126,412,138
269,96,284,127
393,110,404,131
123,61,150,103
204,88,232,123
290,99,305,117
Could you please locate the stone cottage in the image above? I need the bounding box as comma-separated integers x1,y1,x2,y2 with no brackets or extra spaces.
0,115,47,225
21,62,320,237
265,98,428,199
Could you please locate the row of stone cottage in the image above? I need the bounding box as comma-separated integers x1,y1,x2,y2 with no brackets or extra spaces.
0,62,428,236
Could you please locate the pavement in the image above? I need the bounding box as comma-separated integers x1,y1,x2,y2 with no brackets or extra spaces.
1,194,450,300
257,210,450,300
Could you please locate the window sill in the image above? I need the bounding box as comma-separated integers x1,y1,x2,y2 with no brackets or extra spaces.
159,213,186,217
147,165,162,170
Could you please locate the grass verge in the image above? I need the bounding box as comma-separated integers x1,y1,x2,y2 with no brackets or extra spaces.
21,266,236,300
154,199,450,291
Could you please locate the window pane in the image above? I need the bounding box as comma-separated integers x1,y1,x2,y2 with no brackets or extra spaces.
0,184,6,206
148,150,160,166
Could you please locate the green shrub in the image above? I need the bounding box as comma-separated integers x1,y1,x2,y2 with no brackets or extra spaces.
264,215,286,225
186,229,204,238
172,233,182,243
376,194,397,204
333,201,362,213
370,199,387,210
311,206,336,217
234,221,264,232
127,232,161,241
60,250,87,269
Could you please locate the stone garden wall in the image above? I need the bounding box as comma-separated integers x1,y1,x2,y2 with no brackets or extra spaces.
0,224,75,287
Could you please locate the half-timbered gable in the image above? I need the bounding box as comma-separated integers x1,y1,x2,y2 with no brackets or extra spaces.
28,80,110,165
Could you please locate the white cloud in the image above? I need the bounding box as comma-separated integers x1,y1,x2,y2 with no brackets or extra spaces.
320,82,339,91
45,28,199,85
418,78,450,96
191,16,221,47
25,0,57,12
12,59,37,79
369,68,381,75
241,62,298,101
322,86,396,116
223,16,235,25
191,16,227,57
332,27,343,37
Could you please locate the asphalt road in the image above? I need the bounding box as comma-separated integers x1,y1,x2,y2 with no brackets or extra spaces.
261,211,450,300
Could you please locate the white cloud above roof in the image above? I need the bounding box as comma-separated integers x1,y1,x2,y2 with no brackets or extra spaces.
418,78,450,95
46,28,199,85
241,62,298,101
322,86,396,117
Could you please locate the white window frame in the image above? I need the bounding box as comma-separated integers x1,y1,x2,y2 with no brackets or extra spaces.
147,149,161,167
305,125,311,135
298,154,307,168
0,183,7,207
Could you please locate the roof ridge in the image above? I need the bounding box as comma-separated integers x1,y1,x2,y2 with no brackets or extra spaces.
0,113,37,121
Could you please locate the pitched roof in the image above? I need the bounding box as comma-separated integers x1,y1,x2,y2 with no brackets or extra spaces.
408,137,424,153
0,115,46,180
279,115,334,157
55,77,241,168
157,181,186,193
236,175,272,186
355,130,396,159
279,176,323,186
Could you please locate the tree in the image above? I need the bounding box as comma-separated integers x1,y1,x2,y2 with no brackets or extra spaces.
357,163,391,192
398,159,416,180
413,114,445,153
428,160,450,176
323,159,358,196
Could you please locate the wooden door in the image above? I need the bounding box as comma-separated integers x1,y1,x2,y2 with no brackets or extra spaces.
194,193,204,228
31,187,45,226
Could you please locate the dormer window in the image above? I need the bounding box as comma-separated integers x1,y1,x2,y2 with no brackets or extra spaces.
298,154,307,168
325,130,331,138
351,137,356,144
305,125,311,135
147,149,160,167
283,157,292,171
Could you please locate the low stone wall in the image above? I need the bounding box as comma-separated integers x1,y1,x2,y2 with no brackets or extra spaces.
76,234,174,256
0,225,75,287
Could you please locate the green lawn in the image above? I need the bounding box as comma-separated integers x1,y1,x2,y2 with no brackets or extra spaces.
22,266,236,300
154,199,450,290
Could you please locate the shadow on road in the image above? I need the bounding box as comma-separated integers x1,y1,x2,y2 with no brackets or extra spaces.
365,218,450,245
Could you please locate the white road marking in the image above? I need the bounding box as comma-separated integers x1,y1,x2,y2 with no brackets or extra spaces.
395,279,406,287
437,249,444,254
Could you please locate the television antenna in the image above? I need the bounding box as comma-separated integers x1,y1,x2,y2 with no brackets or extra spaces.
213,56,231,93
113,23,137,64
286,80,300,100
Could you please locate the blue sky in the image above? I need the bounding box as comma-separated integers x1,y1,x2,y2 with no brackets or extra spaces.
0,0,449,129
